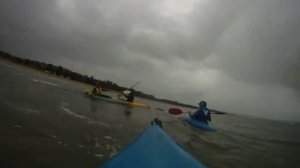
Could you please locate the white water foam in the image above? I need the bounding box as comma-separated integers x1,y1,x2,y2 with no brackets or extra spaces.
60,106,87,120
105,145,118,158
60,103,110,128
87,120,110,127
26,109,39,114
32,79,58,86
95,154,104,158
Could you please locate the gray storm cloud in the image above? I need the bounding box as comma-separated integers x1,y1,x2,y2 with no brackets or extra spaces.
0,0,299,121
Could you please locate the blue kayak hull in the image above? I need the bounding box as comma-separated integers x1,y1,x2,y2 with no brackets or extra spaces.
100,125,207,168
185,117,216,132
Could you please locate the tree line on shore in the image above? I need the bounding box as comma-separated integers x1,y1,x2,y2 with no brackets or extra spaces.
0,50,204,109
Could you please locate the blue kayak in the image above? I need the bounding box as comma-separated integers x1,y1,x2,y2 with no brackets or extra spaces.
185,117,216,132
100,125,207,168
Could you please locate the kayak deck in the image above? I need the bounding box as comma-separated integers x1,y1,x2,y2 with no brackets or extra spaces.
100,125,207,168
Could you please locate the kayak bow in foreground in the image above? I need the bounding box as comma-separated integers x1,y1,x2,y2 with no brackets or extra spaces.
100,125,207,168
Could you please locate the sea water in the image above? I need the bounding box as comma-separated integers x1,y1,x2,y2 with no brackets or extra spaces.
0,62,299,168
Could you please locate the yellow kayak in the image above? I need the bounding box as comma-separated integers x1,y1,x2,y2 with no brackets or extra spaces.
126,100,150,109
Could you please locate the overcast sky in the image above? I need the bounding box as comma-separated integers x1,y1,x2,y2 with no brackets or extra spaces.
0,0,299,121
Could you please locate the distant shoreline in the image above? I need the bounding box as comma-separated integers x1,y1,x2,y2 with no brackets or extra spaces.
0,54,93,90
0,50,226,113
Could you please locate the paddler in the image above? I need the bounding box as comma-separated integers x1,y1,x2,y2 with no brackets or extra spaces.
189,101,211,123
92,83,103,95
150,117,163,129
119,89,135,102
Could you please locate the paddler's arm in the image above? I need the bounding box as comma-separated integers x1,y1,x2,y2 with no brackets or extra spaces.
190,109,202,119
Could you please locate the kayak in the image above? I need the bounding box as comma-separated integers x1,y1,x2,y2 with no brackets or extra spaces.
100,125,207,168
84,89,150,109
185,117,216,132
90,94,150,109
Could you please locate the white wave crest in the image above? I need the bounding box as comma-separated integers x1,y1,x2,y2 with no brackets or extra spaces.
32,79,58,86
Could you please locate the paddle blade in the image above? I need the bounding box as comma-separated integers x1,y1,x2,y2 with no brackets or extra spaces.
168,108,183,115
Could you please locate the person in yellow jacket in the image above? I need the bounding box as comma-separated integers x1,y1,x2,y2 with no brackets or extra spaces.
92,84,102,95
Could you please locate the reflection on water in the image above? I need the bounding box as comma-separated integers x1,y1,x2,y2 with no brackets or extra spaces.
124,106,133,117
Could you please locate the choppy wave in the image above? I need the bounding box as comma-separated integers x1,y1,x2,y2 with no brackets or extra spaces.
32,79,58,86
25,108,39,114
61,105,87,120
60,102,110,127
0,62,19,69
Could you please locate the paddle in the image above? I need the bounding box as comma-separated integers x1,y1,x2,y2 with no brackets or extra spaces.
168,108,190,115
117,81,140,99
168,108,226,115
129,81,141,89
117,81,140,96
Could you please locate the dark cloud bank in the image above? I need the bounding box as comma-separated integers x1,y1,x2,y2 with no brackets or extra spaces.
0,0,299,121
